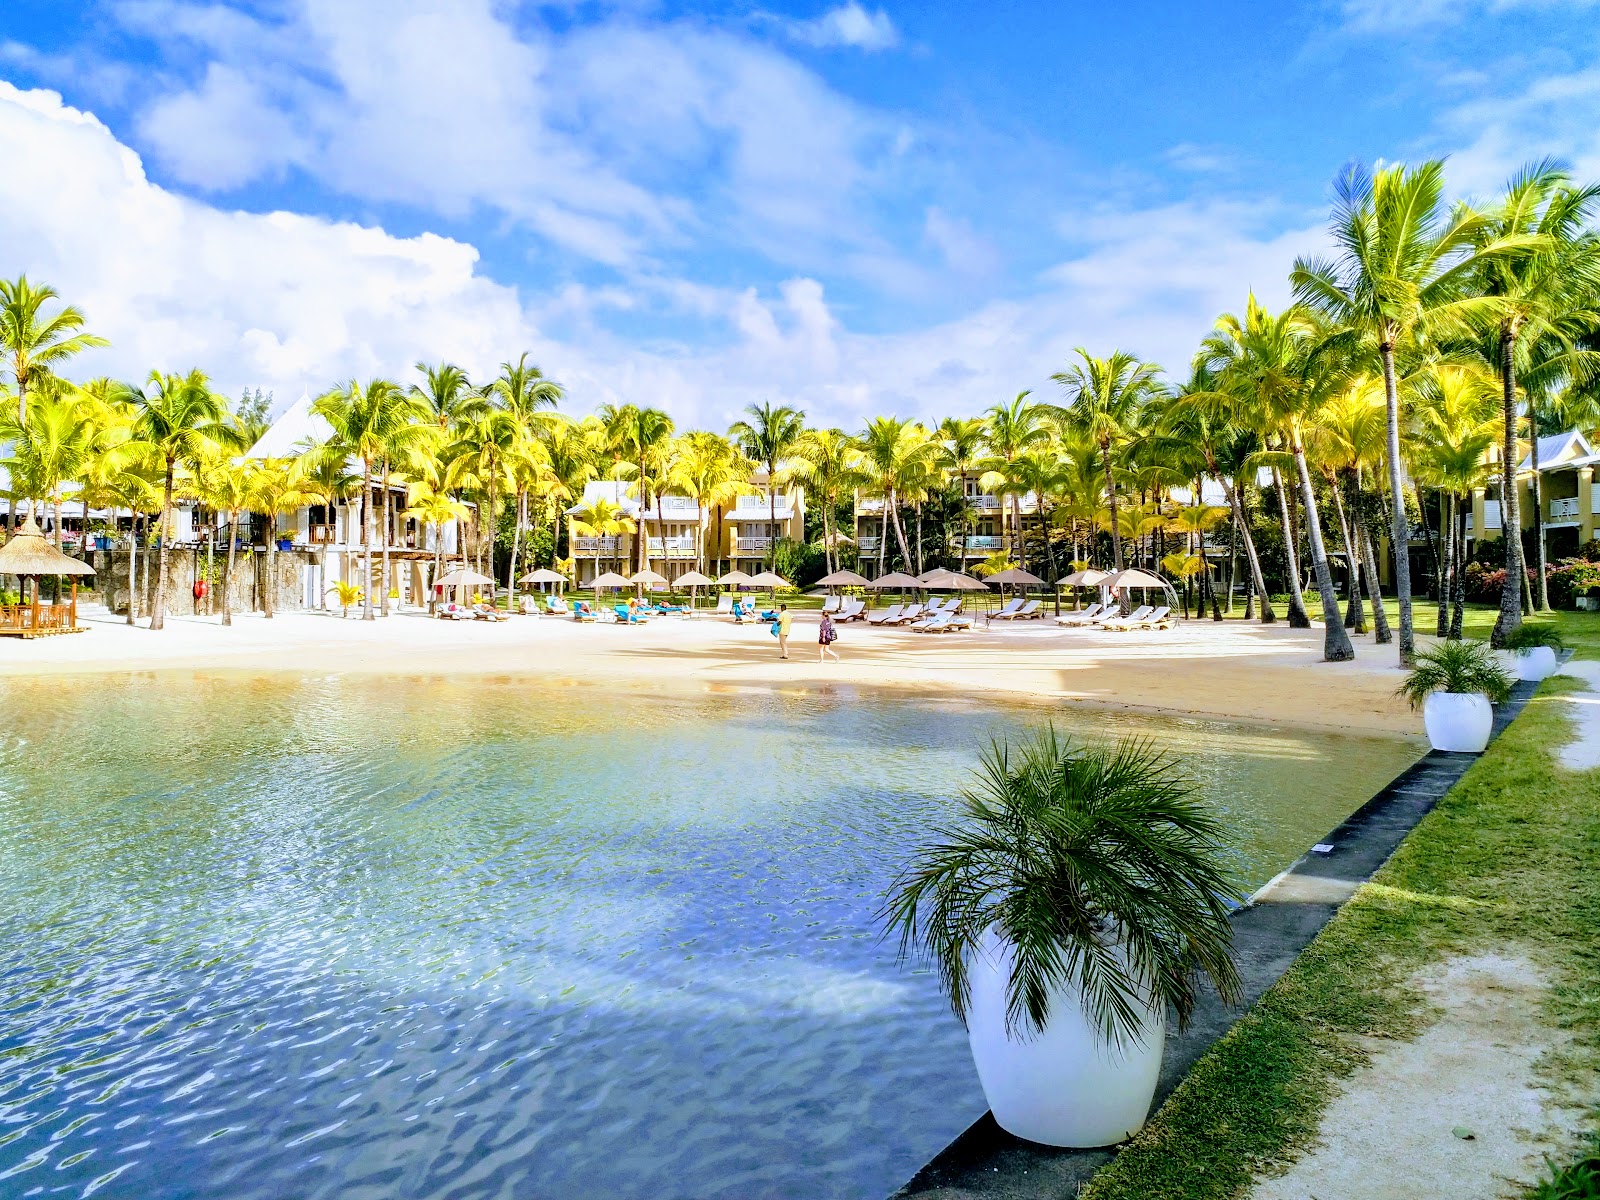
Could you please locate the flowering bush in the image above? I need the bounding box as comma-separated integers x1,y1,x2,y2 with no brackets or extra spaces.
1549,560,1600,609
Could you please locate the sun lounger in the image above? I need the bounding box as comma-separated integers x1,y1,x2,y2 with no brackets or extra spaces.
1097,604,1155,630
885,603,924,626
821,595,842,615
546,596,569,616
991,599,1042,621
715,595,733,616
1055,601,1109,627
572,600,596,622
472,604,508,622
843,597,870,622
1107,605,1173,631
437,603,473,620
868,603,904,626
985,598,1025,622
519,595,539,615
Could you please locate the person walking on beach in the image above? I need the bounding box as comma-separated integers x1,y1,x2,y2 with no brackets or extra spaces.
775,603,792,660
817,610,839,663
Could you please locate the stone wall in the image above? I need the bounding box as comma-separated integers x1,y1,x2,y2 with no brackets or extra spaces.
93,547,314,617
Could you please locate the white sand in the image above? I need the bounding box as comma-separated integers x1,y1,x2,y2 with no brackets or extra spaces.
1251,953,1582,1200
3,603,1423,735
1556,660,1600,771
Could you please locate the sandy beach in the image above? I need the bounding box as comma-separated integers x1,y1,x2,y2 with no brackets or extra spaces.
6,604,1424,736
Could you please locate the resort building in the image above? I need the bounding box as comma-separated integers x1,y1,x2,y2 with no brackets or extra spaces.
566,470,805,585
853,484,1035,576
1463,429,1600,557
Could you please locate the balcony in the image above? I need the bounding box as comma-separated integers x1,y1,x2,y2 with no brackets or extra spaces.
962,535,1005,553
573,536,624,554
734,536,774,555
857,536,881,553
965,494,1005,512
1550,496,1581,522
733,495,793,519
645,537,697,558
642,497,703,519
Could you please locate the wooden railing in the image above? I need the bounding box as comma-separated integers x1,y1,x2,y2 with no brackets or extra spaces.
0,603,76,634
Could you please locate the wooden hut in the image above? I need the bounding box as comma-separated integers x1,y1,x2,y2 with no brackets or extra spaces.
0,515,95,637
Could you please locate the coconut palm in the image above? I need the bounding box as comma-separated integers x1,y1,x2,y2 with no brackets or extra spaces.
404,481,470,610
0,276,107,431
128,370,225,630
312,379,430,620
1291,161,1511,665
667,431,754,575
0,387,98,550
488,355,564,596
1468,162,1600,639
855,416,934,576
192,450,259,626
980,392,1050,563
569,496,636,585
602,404,675,573
248,458,315,618
1052,352,1164,575
790,428,865,575
1307,374,1393,640
297,444,360,611
728,401,806,571
411,361,484,432
936,417,989,566
328,579,364,619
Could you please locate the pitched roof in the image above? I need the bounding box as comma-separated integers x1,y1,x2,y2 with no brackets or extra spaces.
1519,429,1596,472
245,392,332,459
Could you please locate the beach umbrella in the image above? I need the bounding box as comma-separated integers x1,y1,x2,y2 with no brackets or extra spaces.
1101,568,1179,612
0,514,95,633
435,566,496,607
716,569,754,587
591,571,632,589
984,567,1045,588
519,567,568,587
919,567,987,590
630,568,669,590
1056,568,1110,587
674,569,716,611
816,569,869,587
746,570,790,589
865,571,923,593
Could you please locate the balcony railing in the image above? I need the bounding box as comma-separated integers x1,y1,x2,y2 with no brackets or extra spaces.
733,496,793,518
1551,497,1581,521
857,536,881,553
642,498,702,518
965,494,1005,512
734,536,774,554
646,537,697,557
573,536,623,553
962,535,1005,552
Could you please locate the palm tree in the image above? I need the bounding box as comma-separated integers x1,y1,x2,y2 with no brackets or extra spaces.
0,276,107,431
570,497,636,587
980,392,1050,563
0,387,97,550
312,379,429,620
1052,351,1164,575
1201,298,1354,661
537,416,600,566
1308,374,1394,640
447,408,520,589
297,444,359,611
129,370,224,630
729,401,806,570
404,481,470,611
487,354,564,598
791,428,865,575
1469,161,1600,640
248,458,315,618
1291,161,1509,664
604,404,676,573
193,450,259,626
855,416,934,576
411,361,483,432
936,417,988,566
667,431,753,575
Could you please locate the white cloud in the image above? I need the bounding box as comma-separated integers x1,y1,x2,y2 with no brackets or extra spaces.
0,81,1333,436
785,3,899,51
1435,61,1600,195
1338,0,1598,30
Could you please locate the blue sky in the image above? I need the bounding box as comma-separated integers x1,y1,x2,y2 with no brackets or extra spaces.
2,0,1598,427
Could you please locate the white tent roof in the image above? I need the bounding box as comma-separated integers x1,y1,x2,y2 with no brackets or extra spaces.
245,392,330,459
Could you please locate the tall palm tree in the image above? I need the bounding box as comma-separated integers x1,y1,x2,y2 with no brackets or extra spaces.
1308,374,1394,641
537,416,600,567
855,416,934,576
488,354,564,596
0,387,97,550
312,379,429,620
447,409,520,586
937,416,988,567
729,401,806,570
1468,161,1600,640
1202,298,1354,661
1291,161,1509,664
0,276,107,431
980,392,1050,563
297,443,360,611
667,431,753,575
404,480,469,611
603,404,676,574
193,450,259,626
129,370,224,630
791,428,866,575
570,497,636,588
248,458,315,618
411,361,484,432
1052,351,1164,575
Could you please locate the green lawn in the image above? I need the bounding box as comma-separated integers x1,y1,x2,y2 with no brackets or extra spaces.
1080,608,1600,1200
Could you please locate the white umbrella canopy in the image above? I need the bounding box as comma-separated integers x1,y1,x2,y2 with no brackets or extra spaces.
435,568,495,589
519,567,568,584
865,571,923,589
1103,568,1170,591
746,570,790,588
591,571,633,589
630,568,670,587
816,569,870,587
674,570,716,587
919,568,988,591
716,569,754,586
1057,568,1110,587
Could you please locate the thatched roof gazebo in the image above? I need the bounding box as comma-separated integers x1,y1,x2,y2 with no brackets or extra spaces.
0,516,96,637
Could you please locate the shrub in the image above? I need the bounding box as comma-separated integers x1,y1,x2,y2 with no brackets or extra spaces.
1549,560,1600,610
1576,538,1600,564
1396,640,1513,709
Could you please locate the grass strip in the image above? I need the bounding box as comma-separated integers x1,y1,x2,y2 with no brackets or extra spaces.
1081,607,1600,1200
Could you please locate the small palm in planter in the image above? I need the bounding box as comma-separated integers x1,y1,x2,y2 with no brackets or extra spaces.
1397,640,1513,753
1502,624,1566,682
884,729,1242,1148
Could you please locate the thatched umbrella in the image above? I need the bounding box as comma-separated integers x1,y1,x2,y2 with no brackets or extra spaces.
0,515,96,634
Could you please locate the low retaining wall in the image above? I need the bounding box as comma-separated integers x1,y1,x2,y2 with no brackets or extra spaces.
890,679,1541,1199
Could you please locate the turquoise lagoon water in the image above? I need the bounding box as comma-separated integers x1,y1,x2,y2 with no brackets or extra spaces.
0,672,1421,1200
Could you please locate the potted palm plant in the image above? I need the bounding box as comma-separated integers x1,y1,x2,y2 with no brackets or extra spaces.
884,729,1241,1148
1397,640,1513,753
1502,624,1565,682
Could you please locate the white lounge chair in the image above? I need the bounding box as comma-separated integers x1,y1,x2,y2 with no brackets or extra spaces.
914,610,972,633
1110,605,1173,631
838,597,868,622
868,602,904,626
1055,601,1109,627
986,598,1026,622
546,596,570,616
993,599,1042,621
1098,604,1155,630
821,595,842,615
715,594,734,616
885,603,924,626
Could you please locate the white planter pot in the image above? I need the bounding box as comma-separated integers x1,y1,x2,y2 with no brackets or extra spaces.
1512,645,1558,682
965,931,1165,1147
1422,691,1493,753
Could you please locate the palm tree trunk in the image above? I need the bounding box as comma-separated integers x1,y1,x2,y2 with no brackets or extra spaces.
263,515,276,618
361,465,375,621
1291,440,1354,660
1450,499,1467,639
889,489,913,567
432,522,444,613
1102,450,1123,572
125,511,138,625
1328,474,1364,631
1380,340,1416,665
1492,330,1525,646
151,462,174,630
1529,422,1548,610
1226,480,1274,623
380,465,393,617
224,516,237,626
507,489,525,610
1271,466,1311,627
1225,510,1238,616
876,504,887,578
959,472,971,567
